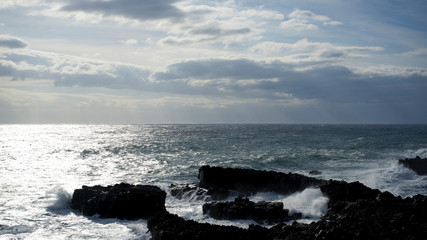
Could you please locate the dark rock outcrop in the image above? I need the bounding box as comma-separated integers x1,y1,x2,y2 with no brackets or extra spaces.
148,166,427,240
70,183,166,220
198,165,327,196
203,197,301,223
398,156,427,175
148,211,270,240
72,166,427,239
320,180,381,205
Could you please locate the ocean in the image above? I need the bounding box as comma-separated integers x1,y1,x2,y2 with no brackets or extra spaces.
1,124,427,239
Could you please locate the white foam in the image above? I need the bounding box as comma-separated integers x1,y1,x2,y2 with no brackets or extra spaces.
0,224,33,235
412,148,427,158
281,188,328,218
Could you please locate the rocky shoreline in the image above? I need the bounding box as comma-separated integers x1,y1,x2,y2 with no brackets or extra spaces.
71,161,427,239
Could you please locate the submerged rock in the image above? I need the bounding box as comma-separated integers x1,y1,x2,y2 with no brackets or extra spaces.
203,197,302,223
70,183,166,220
398,156,427,175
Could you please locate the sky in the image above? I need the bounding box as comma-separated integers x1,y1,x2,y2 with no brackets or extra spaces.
1,0,427,124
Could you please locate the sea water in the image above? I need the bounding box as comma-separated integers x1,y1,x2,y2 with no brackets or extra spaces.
1,124,427,239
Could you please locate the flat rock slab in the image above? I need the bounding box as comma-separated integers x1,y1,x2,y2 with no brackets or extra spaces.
203,197,301,223
198,165,327,195
70,183,166,220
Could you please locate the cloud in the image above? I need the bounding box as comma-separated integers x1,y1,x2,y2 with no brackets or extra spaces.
156,2,266,46
60,0,185,22
121,38,138,46
250,39,383,61
280,18,319,31
152,58,427,107
159,25,252,46
241,9,284,20
2,45,426,120
0,35,28,48
0,0,46,9
401,48,427,57
0,50,151,89
280,9,342,31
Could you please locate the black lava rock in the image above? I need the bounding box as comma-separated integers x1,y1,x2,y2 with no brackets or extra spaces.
203,197,301,223
398,156,427,175
198,165,327,196
70,183,166,220
147,211,270,240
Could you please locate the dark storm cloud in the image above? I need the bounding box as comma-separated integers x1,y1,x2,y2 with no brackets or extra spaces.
152,59,427,106
0,36,28,49
61,0,185,21
153,59,287,81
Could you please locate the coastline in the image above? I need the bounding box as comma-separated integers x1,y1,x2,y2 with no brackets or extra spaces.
71,164,427,240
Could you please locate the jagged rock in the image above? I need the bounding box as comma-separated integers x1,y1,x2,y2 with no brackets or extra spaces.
198,165,327,196
70,183,166,220
398,156,427,175
203,197,301,223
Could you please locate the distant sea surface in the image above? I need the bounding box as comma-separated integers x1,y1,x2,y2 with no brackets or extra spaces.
1,124,427,239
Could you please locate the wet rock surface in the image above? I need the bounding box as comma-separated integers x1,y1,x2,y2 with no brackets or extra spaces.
198,165,327,196
70,183,166,220
71,165,427,239
151,165,427,240
398,156,427,175
147,211,269,240
203,197,302,223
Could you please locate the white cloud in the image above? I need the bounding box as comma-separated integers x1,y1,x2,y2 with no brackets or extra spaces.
280,18,319,31
323,20,343,26
241,9,284,20
250,39,383,63
22,0,267,47
288,9,330,22
0,48,151,89
401,48,427,57
121,39,138,46
0,0,46,9
280,9,342,31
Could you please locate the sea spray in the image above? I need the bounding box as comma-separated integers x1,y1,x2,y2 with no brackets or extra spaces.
280,188,328,218
46,187,72,213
